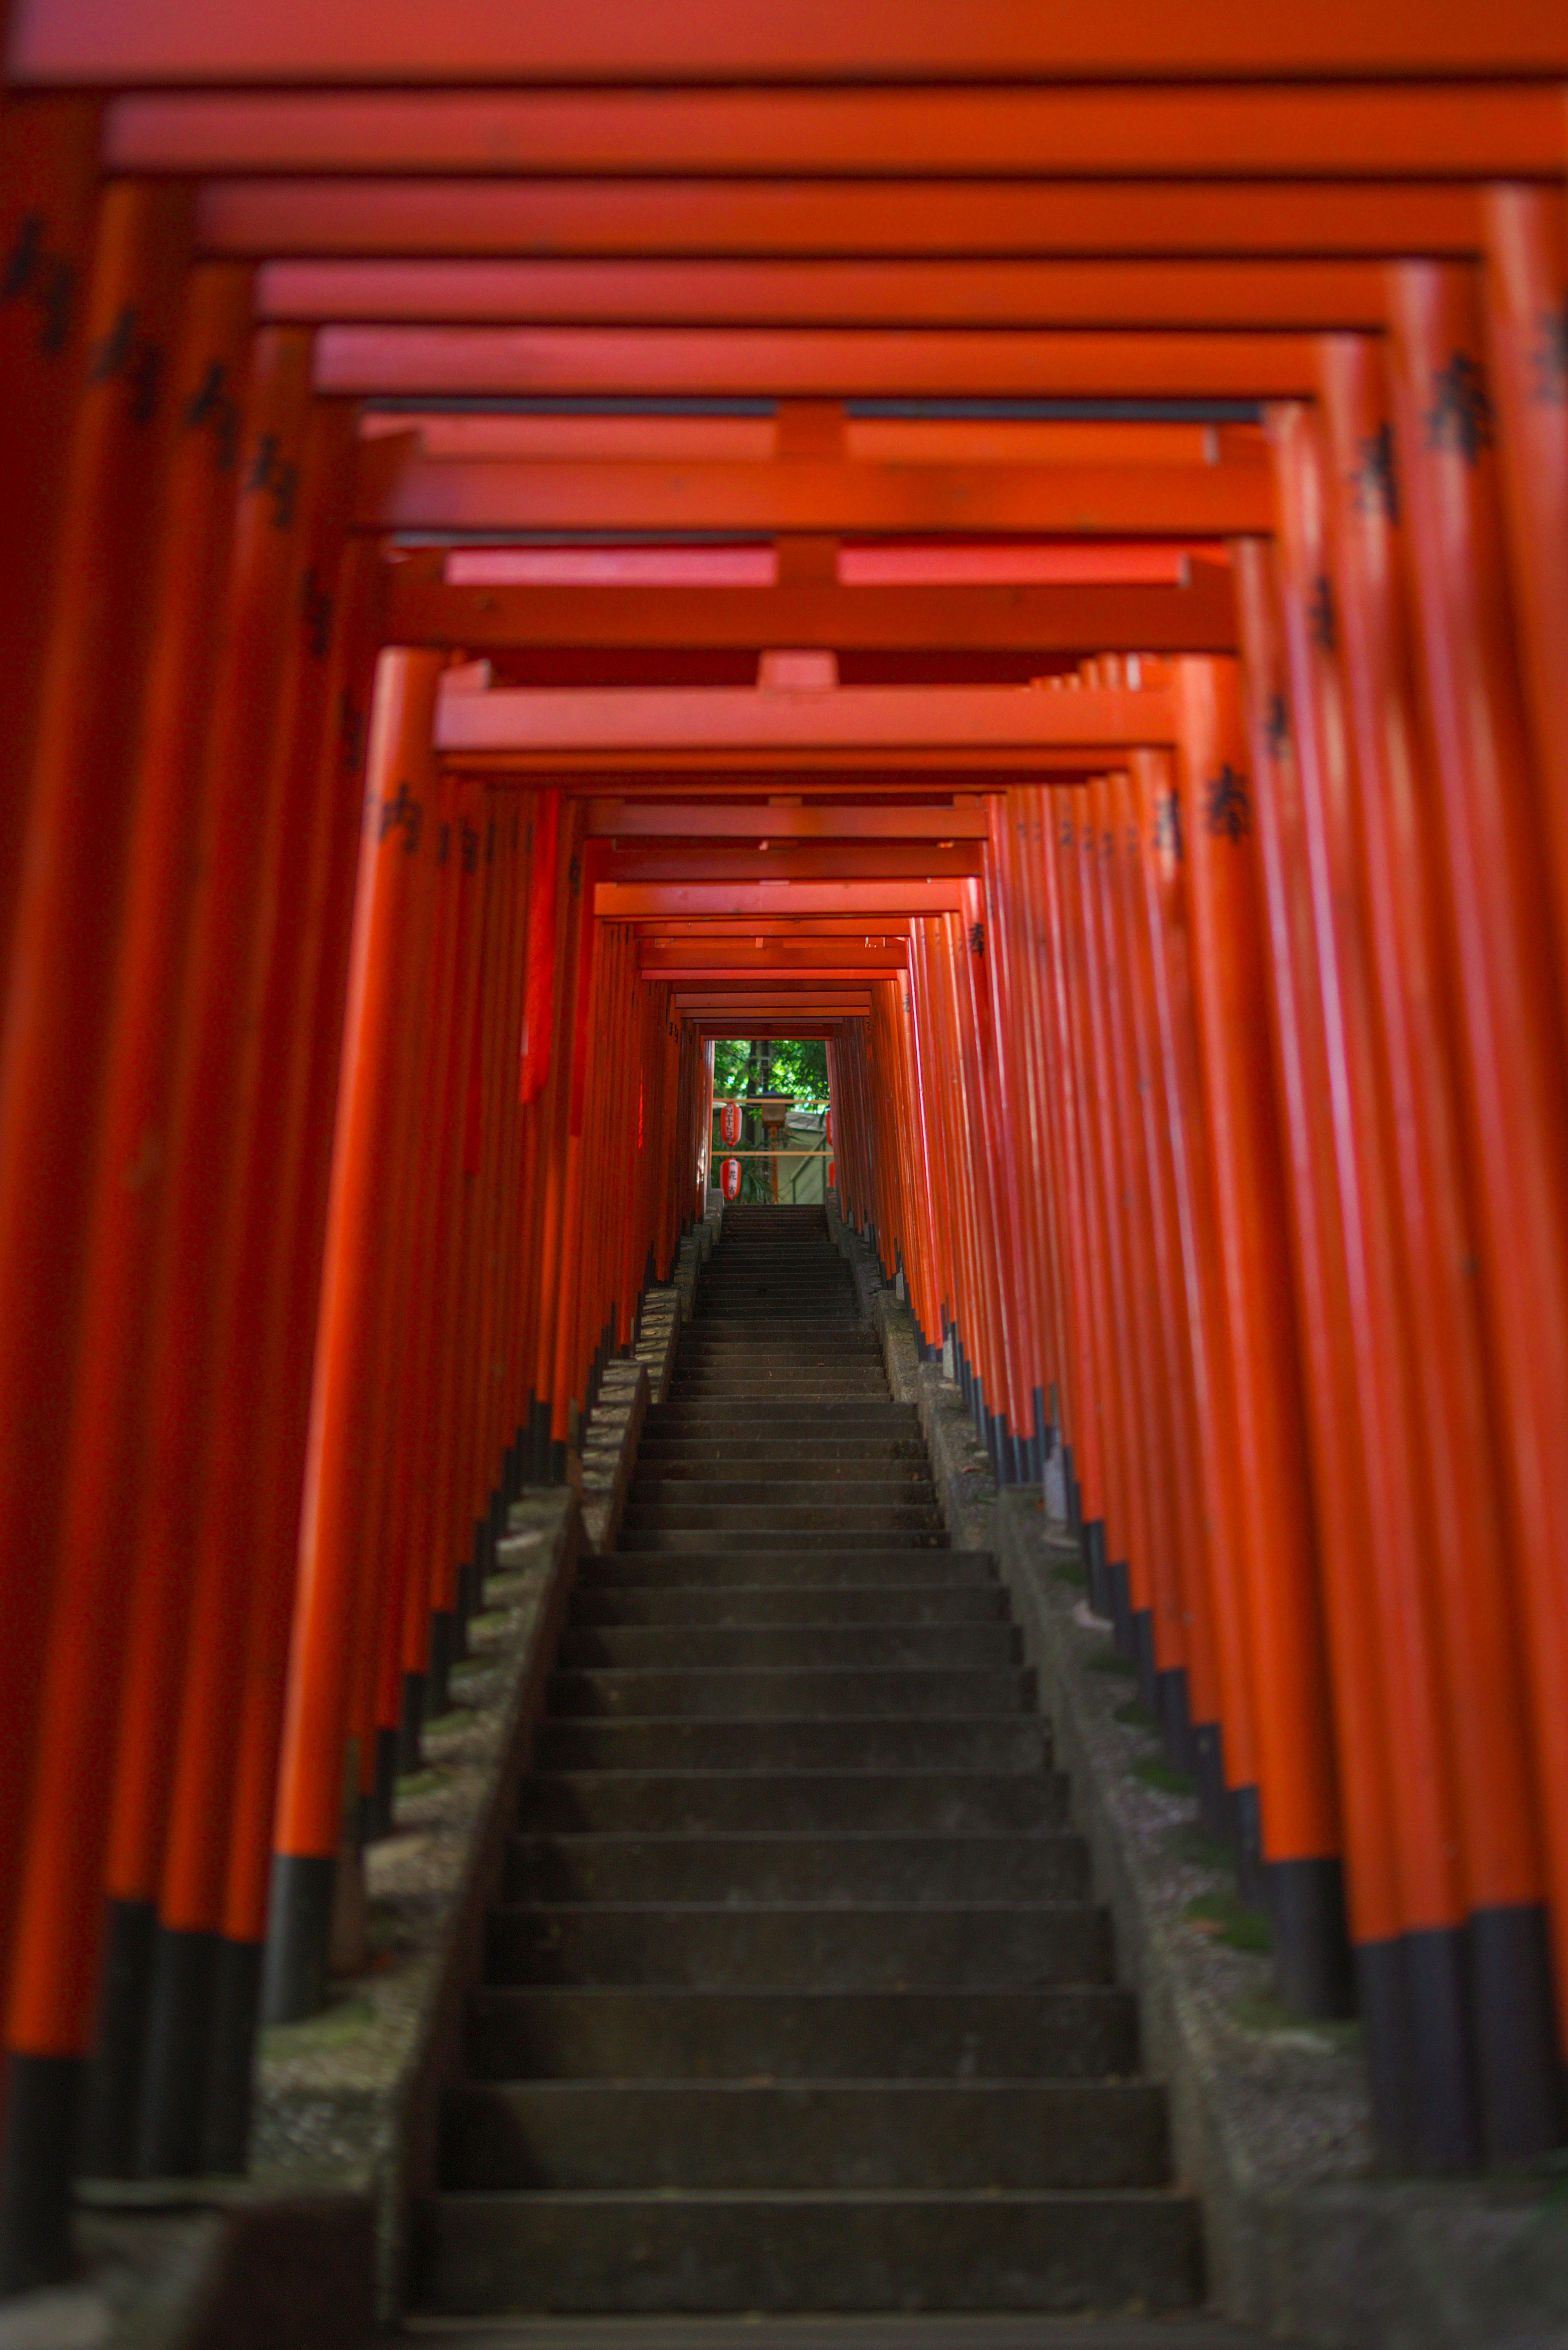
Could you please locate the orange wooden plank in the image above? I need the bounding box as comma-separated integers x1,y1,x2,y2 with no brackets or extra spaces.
436,680,1176,755
198,176,1486,259
599,880,964,916
36,22,1568,92
357,450,1275,537
589,800,990,839
264,255,1387,331
385,572,1238,654
600,843,984,883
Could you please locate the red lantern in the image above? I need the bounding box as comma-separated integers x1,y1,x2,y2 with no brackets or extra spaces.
826,1157,835,1190
721,1155,742,1201
719,1099,742,1147
825,1105,834,1146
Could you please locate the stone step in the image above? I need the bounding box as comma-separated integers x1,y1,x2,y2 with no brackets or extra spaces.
624,1480,935,1512
567,1583,1009,1627
440,2079,1171,2192
556,1624,1018,1672
648,1399,915,1422
504,1830,1087,1905
517,1768,1066,1837
632,1456,932,1484
545,1666,1031,1719
463,1983,1133,2081
532,1712,1048,1777
577,1550,993,1587
419,2188,1203,2315
616,1527,950,1554
636,1438,927,1465
618,1503,944,1534
484,1901,1113,1989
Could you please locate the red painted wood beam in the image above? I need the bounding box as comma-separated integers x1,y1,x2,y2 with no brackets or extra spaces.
599,881,964,916
643,961,907,981
322,324,1319,400
363,415,1239,465
590,800,989,840
355,449,1274,537
384,572,1239,655
197,176,1486,260
633,917,915,937
96,86,1568,171
265,255,1388,332
600,844,984,883
435,680,1176,756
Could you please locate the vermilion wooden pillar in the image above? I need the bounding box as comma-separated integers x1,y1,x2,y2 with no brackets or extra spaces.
263,647,446,2025
4,261,254,2213
136,397,361,2178
1319,332,1559,2164
85,327,316,2175
1174,656,1341,1996
1387,259,1568,2107
0,179,193,2299
1482,187,1568,1043
1265,410,1481,2167
0,94,100,991
209,536,385,2170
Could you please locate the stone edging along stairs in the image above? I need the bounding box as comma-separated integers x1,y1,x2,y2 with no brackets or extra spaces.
419,1204,1202,2315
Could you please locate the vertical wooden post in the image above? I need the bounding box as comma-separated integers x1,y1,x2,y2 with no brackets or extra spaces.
263,648,445,2025
0,179,193,2296
1387,257,1568,2111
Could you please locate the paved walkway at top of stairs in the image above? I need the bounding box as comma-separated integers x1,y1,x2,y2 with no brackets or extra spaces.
416,1204,1245,2328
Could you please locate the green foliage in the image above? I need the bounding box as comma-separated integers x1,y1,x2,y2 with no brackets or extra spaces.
1114,1697,1155,1729
1134,1755,1198,1797
1087,1647,1136,1677
712,1036,830,1110
1186,1888,1273,1955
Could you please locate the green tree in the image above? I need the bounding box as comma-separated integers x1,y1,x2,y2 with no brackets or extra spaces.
711,1037,831,1202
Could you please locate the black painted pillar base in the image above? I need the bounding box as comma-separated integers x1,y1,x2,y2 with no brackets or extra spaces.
1358,1930,1483,2172
203,1936,264,2174
1231,1782,1267,1915
427,1610,457,1719
1109,1557,1134,1661
1192,1720,1230,1846
1469,1901,1562,2162
458,1555,483,1627
1031,1386,1048,1487
1268,1855,1355,2021
260,1852,337,2026
1156,1665,1199,1780
548,1436,568,1484
138,1923,221,2177
80,1895,157,2178
1409,1925,1482,2170
359,1725,399,1845
1062,1443,1082,1536
1082,1518,1112,1620
1131,1608,1158,1716
0,2051,80,2294
396,1670,425,1779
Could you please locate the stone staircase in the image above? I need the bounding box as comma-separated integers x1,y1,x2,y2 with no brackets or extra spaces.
421,1203,1202,2316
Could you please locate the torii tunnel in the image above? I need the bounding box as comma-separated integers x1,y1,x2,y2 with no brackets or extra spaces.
4,0,1568,2332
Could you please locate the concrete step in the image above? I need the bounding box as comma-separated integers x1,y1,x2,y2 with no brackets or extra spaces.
636,1438,928,1465
616,1528,950,1554
484,1902,1113,1989
632,1457,932,1485
567,1584,1009,1627
624,1480,935,1512
419,2188,1203,2314
463,1984,1134,2081
504,1830,1087,1905
533,1713,1049,1776
646,1400,915,1425
517,1769,1067,1837
440,2080,1170,2192
545,1667,1032,1719
618,1503,944,1534
556,1625,1018,1672
577,1550,992,1587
